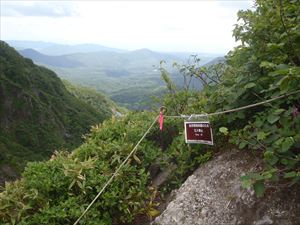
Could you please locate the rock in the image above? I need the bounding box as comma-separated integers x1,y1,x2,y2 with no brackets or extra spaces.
152,163,177,187
0,164,19,187
153,149,300,225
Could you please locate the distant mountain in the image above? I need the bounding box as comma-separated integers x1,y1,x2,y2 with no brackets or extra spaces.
204,56,225,66
64,48,185,70
8,40,224,109
19,48,82,68
0,41,112,185
6,40,125,55
166,51,223,65
125,48,181,60
5,40,54,51
41,43,125,55
120,48,184,69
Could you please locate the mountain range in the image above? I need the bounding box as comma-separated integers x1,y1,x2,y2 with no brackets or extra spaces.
19,48,83,68
7,40,223,109
6,40,125,55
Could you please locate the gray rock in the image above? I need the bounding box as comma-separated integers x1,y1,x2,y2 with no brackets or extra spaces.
153,149,300,225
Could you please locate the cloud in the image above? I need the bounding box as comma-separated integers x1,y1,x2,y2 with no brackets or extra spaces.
1,1,79,17
216,0,255,11
1,1,253,53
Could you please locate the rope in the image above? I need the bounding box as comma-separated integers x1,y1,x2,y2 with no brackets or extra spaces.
165,90,300,119
73,115,159,225
73,89,300,224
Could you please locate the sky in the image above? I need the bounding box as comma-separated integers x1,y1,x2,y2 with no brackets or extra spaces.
0,0,254,54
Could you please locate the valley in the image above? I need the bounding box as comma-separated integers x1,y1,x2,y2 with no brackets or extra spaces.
9,40,223,109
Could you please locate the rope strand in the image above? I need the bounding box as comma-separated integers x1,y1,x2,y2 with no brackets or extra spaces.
73,115,159,225
73,89,300,224
165,90,300,119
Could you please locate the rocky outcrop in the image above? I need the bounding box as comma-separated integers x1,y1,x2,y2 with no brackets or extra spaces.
153,149,300,225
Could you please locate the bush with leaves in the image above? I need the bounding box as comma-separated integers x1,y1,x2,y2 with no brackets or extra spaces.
213,0,300,194
160,0,300,196
0,111,212,224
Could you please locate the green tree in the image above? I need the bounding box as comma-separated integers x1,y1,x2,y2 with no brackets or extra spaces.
210,0,300,195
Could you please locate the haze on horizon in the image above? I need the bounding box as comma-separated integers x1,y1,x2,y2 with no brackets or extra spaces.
1,0,254,54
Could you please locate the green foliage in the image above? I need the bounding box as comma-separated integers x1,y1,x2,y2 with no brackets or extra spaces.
220,0,300,196
62,79,127,117
0,41,110,178
219,127,229,136
1,1,299,223
157,0,300,197
0,112,211,224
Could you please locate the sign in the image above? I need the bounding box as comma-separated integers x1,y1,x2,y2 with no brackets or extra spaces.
184,121,213,145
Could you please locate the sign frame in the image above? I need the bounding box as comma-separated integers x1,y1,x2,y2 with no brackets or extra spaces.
184,121,214,145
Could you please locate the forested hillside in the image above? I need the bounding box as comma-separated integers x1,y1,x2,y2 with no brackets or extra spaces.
62,80,127,117
0,0,299,224
0,41,111,184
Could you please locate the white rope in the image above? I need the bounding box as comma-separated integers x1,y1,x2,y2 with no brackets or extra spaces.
165,90,300,119
73,115,159,225
73,89,300,224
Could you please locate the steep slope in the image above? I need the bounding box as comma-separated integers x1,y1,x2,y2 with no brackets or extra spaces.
62,80,127,117
0,41,109,184
0,110,213,224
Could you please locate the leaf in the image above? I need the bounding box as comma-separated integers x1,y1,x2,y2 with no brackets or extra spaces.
239,141,247,149
148,208,160,217
269,68,289,76
77,174,85,181
277,76,290,91
244,82,256,89
236,111,245,119
68,179,76,190
236,76,244,83
260,61,276,69
270,174,279,182
274,138,284,146
219,127,229,135
257,131,267,140
133,154,142,164
280,137,294,153
267,114,280,124
274,109,285,115
275,64,289,70
264,151,278,165
253,181,265,197
254,119,264,127
11,217,16,225
284,171,296,178
241,175,252,188
77,180,84,189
